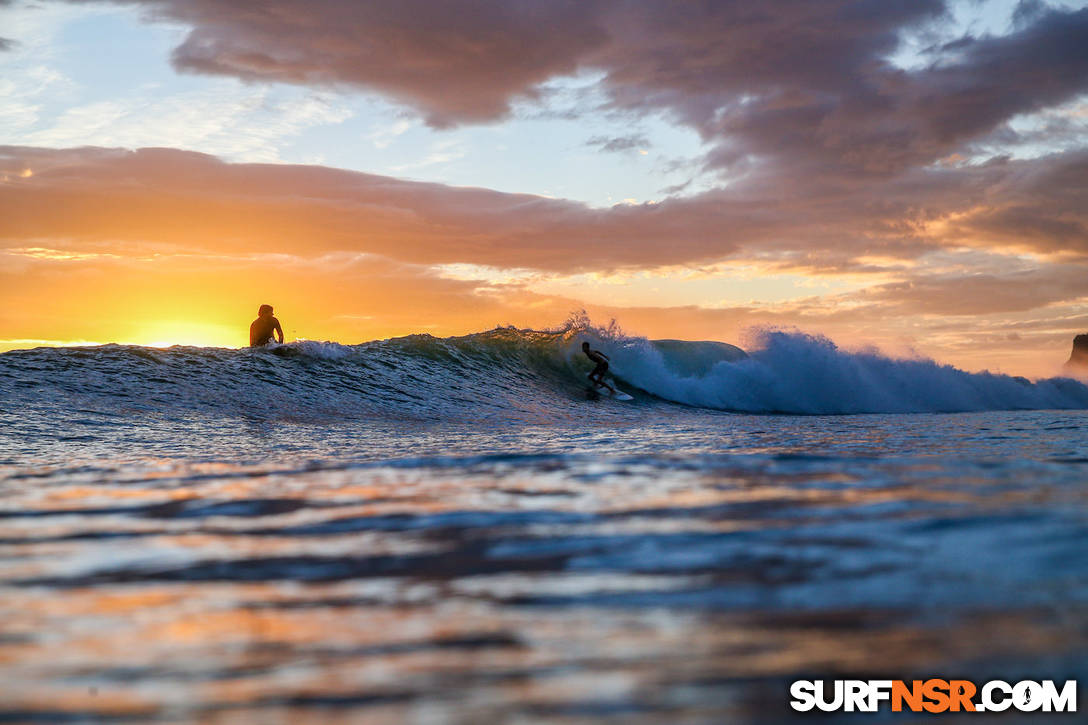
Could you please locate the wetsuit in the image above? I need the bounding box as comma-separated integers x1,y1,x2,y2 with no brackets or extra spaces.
249,316,282,346
585,349,609,379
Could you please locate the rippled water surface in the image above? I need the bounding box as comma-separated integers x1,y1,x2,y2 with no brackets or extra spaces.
2,338,1087,722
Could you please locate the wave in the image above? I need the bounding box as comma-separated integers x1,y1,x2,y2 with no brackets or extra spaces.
618,328,1088,414
2,317,1087,421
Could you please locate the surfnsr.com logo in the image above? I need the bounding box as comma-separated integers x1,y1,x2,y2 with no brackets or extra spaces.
790,679,1077,713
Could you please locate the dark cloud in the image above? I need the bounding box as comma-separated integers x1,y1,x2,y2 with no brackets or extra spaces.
1011,0,1048,28
119,0,611,128
585,134,649,153
910,9,1088,146
0,37,16,52
683,6,1088,179
634,2,1088,177
84,1,1085,183
657,179,692,196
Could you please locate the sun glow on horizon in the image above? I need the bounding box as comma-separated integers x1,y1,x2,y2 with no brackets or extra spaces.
132,321,241,349
0,321,243,353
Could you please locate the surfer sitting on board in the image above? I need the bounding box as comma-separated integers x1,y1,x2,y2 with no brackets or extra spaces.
582,341,616,394
249,304,284,347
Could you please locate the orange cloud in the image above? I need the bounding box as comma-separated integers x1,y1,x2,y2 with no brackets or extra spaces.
1,144,1086,377
3,145,1087,273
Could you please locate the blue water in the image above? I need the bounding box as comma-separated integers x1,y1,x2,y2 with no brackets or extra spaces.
1,323,1086,722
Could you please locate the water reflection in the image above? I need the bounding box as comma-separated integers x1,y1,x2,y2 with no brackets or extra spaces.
2,445,1086,722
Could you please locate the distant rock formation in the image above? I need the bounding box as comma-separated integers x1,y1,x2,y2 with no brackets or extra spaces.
1065,334,1088,370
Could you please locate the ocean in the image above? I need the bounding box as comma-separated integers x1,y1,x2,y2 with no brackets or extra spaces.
2,321,1087,723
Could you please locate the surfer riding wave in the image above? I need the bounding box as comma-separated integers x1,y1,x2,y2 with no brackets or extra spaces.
582,341,615,394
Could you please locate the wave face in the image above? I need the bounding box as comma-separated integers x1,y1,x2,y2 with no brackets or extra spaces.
619,329,1088,414
2,322,1087,421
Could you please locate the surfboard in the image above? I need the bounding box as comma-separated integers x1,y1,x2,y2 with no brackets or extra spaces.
593,381,633,401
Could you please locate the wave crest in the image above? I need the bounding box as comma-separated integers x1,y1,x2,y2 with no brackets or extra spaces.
2,320,1086,421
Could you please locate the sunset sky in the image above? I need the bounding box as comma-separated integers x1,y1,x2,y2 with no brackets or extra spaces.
2,0,1086,376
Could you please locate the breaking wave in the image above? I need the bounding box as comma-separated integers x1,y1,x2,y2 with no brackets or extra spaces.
2,317,1087,422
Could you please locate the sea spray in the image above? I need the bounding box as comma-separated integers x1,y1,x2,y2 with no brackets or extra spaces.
592,326,1088,414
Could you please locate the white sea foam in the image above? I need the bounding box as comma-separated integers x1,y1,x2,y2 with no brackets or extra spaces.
593,328,1088,414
